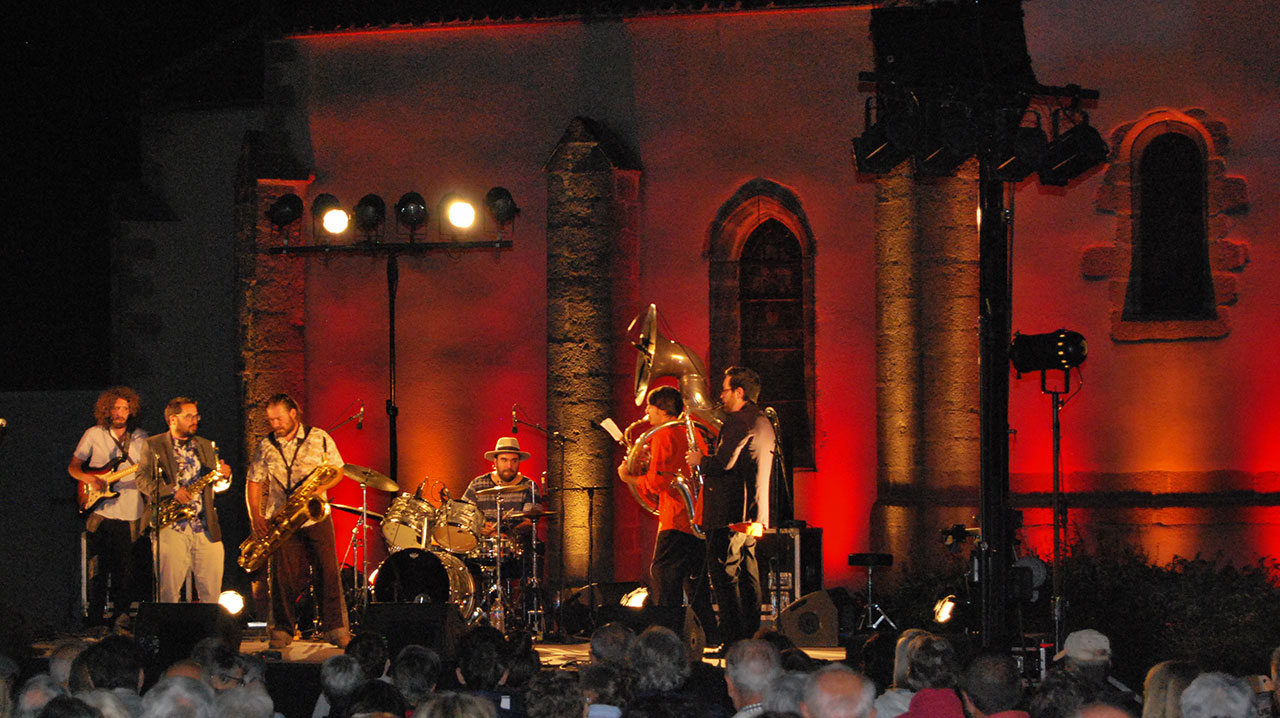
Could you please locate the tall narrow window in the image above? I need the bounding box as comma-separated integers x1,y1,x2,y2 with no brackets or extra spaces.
1123,131,1215,321
739,219,813,468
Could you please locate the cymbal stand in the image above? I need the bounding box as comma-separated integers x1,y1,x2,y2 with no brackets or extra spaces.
493,504,510,634
338,479,375,617
525,474,546,638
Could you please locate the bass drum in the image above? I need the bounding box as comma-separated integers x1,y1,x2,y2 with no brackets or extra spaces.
370,548,476,619
381,493,435,553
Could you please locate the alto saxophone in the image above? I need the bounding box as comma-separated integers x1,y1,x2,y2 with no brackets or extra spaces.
152,466,228,529
238,464,340,572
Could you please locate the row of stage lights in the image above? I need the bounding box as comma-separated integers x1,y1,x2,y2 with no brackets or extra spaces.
265,188,520,243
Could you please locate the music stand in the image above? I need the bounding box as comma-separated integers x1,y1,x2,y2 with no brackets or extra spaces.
849,553,897,630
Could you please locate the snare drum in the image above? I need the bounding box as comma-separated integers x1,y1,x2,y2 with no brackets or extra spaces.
370,548,476,618
467,533,523,565
432,499,482,553
381,493,436,553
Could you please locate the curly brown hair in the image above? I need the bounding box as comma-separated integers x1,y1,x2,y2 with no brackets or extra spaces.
93,386,141,429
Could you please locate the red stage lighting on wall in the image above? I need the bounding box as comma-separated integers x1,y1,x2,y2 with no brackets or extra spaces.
266,194,303,228
1010,329,1087,373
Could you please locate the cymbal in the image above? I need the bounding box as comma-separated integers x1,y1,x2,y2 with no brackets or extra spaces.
476,483,526,495
329,503,385,522
343,464,399,493
506,507,557,520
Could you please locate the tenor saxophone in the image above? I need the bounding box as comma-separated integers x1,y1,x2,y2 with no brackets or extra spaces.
152,467,227,529
237,464,340,572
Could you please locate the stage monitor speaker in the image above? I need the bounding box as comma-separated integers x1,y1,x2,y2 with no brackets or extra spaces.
776,590,839,647
135,602,241,678
363,602,465,662
598,603,706,658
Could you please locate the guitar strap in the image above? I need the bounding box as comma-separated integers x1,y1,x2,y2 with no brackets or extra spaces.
268,425,313,491
109,428,137,465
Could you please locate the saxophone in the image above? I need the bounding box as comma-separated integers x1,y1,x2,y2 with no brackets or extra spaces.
237,464,340,572
152,466,228,529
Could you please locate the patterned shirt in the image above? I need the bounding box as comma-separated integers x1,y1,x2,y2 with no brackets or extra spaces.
246,425,343,524
462,472,535,523
171,438,205,533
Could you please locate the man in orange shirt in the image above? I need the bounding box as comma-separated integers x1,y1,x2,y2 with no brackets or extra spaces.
618,386,717,641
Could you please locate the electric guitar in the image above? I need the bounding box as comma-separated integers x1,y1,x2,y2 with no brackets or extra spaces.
77,457,141,517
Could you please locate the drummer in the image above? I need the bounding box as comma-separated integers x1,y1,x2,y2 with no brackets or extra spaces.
462,437,538,538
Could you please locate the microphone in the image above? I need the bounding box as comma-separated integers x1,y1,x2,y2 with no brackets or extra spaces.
511,405,519,434
357,401,364,430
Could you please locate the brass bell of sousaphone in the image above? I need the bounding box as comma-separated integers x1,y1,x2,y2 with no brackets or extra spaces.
623,304,721,537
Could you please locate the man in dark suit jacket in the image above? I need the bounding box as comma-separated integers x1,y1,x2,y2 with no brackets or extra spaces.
138,397,231,603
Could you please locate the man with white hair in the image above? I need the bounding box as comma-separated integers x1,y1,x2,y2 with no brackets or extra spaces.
724,639,783,718
802,664,876,718
1179,672,1252,718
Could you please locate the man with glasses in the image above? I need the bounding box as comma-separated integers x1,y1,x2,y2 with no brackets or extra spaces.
686,366,774,646
138,397,232,603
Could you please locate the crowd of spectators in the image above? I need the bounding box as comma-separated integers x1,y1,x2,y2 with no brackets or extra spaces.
0,623,1275,718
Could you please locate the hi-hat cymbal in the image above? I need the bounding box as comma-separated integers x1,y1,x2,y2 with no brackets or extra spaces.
477,483,526,495
343,464,399,493
329,503,385,522
506,507,557,520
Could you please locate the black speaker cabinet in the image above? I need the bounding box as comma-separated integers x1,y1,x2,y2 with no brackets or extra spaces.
776,590,839,647
363,602,465,662
135,602,241,677
758,528,823,606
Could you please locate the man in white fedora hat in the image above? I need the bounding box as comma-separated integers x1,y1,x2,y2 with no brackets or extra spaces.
463,436,537,538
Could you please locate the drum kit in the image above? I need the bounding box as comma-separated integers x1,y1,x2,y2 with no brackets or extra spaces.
335,463,555,636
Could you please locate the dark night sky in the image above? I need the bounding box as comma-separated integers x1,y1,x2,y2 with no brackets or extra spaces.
4,1,261,391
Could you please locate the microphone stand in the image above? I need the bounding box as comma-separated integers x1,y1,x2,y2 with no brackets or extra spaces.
151,454,163,604
516,416,580,638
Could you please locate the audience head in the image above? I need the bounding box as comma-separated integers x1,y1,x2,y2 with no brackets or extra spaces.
1068,705,1135,718
413,691,497,718
629,626,690,695
504,641,543,692
580,663,628,708
18,674,68,717
891,629,931,688
1179,672,1252,718
347,633,390,680
802,664,875,718
321,654,365,713
853,632,896,693
763,671,811,715
77,636,144,694
904,633,959,691
1030,667,1101,718
391,644,442,708
139,675,216,718
163,659,204,682
212,684,275,718
590,622,636,668
524,670,586,718
963,651,1025,714
33,695,100,718
199,644,245,692
74,689,130,718
1057,629,1112,688
620,692,700,718
48,641,88,689
455,627,510,691
1141,660,1199,718
348,679,409,717
725,639,783,708
236,653,270,688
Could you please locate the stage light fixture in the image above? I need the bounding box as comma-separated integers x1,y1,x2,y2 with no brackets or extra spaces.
1010,329,1087,373
353,194,386,233
218,590,245,616
620,587,649,608
853,97,913,174
265,194,304,228
442,194,476,230
989,111,1048,183
915,101,978,176
395,192,429,228
312,193,348,235
1038,111,1109,187
484,187,520,225
933,595,957,624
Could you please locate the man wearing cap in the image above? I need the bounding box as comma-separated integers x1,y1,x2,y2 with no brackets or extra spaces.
464,437,538,538
1056,629,1137,708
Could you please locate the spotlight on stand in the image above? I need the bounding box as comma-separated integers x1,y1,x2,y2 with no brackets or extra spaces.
441,194,476,232
620,587,649,609
933,595,958,624
1010,329,1087,374
989,110,1048,183
312,193,348,237
218,590,245,616
484,187,520,226
853,97,913,174
266,194,304,229
353,194,386,236
1038,110,1109,187
395,192,429,240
